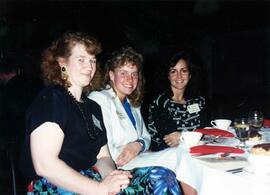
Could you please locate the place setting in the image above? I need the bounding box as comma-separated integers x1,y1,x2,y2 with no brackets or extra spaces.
192,114,270,179
180,118,249,171
230,115,270,181
192,118,240,149
176,118,270,195
233,112,270,148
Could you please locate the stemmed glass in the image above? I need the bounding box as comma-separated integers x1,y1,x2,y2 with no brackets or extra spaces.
234,118,251,149
248,110,263,132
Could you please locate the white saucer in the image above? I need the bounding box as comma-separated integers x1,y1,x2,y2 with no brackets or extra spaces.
181,141,205,148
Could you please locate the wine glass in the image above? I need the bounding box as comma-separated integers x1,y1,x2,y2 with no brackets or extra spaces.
248,110,263,132
234,118,251,149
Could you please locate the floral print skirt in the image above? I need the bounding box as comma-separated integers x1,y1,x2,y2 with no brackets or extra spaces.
27,166,181,195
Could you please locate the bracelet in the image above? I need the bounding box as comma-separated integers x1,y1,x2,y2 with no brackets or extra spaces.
136,139,146,154
92,166,100,174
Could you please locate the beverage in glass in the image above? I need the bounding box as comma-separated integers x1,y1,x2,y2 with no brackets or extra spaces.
248,111,263,132
234,118,250,148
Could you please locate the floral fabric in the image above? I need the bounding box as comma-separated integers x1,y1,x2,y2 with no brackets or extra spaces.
27,166,181,195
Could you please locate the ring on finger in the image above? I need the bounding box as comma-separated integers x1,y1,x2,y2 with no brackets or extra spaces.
120,185,124,191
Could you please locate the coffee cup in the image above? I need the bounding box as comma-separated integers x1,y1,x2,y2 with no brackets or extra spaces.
211,119,232,130
180,131,203,147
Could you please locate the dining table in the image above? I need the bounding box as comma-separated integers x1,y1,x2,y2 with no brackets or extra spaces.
176,144,270,195
175,127,270,195
120,127,270,195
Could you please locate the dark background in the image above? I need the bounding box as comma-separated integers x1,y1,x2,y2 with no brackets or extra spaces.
0,0,270,193
1,0,270,117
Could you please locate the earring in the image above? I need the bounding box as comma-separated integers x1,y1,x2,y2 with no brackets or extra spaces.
61,66,68,81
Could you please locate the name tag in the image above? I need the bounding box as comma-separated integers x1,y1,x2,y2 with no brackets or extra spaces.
187,103,200,114
116,111,126,119
92,115,102,130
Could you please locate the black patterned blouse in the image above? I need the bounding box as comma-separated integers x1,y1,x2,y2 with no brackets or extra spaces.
147,92,207,151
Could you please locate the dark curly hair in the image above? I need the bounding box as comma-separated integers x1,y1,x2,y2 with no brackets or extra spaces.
40,31,102,94
105,46,145,107
165,51,201,99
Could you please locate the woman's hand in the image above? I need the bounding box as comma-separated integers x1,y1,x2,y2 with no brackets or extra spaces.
99,170,132,195
163,131,181,147
116,142,141,167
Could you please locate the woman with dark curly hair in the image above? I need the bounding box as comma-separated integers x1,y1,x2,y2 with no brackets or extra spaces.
20,32,132,194
147,51,207,152
88,46,182,195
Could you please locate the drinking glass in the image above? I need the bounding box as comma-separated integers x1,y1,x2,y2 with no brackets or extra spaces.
248,110,263,132
234,118,251,149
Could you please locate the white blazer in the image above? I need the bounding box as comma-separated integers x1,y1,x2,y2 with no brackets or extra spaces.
88,87,151,161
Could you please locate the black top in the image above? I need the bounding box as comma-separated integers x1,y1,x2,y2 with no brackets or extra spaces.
147,92,207,151
20,85,107,180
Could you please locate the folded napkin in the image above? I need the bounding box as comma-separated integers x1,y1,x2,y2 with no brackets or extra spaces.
193,156,248,171
194,128,234,138
263,119,270,127
190,145,245,156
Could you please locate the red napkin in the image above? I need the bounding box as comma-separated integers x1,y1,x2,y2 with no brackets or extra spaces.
194,128,234,138
263,119,270,127
190,145,245,156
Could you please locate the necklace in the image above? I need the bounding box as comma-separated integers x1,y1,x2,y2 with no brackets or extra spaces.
65,89,96,139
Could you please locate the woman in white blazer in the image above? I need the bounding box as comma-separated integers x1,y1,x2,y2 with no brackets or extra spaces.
88,47,182,195
89,87,151,163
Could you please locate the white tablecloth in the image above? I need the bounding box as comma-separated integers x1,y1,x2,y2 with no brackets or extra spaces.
119,139,270,195
175,146,270,195
120,147,178,171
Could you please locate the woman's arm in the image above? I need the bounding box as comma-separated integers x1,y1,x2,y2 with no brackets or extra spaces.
115,106,151,167
139,107,151,151
95,144,132,188
115,141,142,167
88,92,119,161
147,98,169,151
31,122,129,194
95,144,116,178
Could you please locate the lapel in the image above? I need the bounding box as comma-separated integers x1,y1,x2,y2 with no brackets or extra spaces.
108,88,138,131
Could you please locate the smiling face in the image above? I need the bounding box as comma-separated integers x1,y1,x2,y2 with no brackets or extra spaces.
109,62,139,101
59,43,96,89
168,59,191,92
